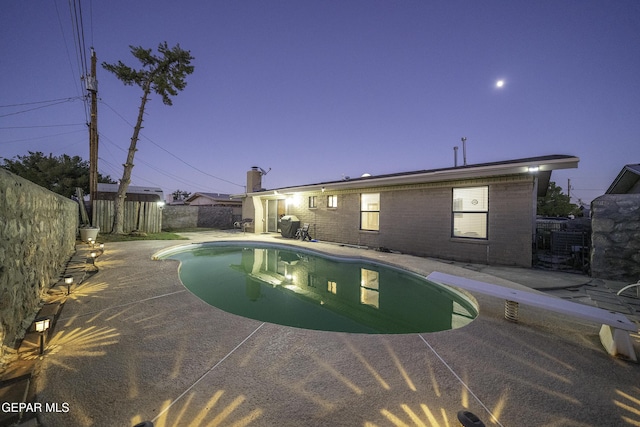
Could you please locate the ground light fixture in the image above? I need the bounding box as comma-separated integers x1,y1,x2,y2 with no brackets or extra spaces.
457,410,485,427
34,317,51,355
64,275,73,295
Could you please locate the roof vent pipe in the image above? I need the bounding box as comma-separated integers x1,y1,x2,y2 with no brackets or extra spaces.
454,146,459,167
461,137,467,166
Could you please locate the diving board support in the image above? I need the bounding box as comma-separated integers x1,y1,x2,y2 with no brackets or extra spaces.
427,271,638,362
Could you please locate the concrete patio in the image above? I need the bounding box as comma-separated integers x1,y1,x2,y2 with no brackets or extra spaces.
12,231,640,426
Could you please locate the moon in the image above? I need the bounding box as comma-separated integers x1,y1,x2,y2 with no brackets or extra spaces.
496,79,505,88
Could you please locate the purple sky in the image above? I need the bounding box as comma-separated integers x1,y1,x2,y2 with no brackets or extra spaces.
2,1,639,204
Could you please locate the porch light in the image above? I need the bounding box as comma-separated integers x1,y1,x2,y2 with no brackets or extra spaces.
528,166,539,173
35,317,51,355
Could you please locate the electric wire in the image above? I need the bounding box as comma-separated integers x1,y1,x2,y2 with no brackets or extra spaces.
0,123,85,129
53,0,85,115
100,100,244,188
0,98,83,118
98,132,229,192
67,0,91,122
0,129,86,145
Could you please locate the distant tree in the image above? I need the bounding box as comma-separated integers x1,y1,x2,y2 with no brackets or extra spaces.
1,151,115,198
537,181,579,217
102,42,195,234
171,189,191,201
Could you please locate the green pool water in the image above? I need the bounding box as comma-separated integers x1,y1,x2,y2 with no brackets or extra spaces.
158,242,477,334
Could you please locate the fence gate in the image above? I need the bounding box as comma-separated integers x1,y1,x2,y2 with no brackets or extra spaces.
93,200,162,233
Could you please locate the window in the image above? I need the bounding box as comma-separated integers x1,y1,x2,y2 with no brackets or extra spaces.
327,280,337,294
327,195,338,208
452,186,488,239
309,196,317,208
360,268,379,308
360,193,380,231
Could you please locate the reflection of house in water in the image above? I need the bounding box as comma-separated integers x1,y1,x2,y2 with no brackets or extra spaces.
235,247,476,333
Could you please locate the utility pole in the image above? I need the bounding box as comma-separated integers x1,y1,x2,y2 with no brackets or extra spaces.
567,179,571,201
88,48,99,207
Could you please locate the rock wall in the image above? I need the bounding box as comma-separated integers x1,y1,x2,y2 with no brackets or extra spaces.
0,170,78,362
591,194,640,282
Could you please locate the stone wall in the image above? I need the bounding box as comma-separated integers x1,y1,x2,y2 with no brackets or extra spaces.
591,194,640,282
0,170,78,362
162,205,240,230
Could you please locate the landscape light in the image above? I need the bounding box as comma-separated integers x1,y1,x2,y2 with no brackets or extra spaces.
35,317,51,355
64,275,73,295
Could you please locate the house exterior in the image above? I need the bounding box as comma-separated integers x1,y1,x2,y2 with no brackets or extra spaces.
605,164,640,194
186,192,242,208
239,155,580,267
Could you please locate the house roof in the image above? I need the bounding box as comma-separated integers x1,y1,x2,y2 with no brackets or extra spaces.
185,192,236,203
96,183,164,200
244,154,579,197
605,164,640,194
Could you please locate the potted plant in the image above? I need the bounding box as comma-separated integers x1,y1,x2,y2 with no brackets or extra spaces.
79,224,100,242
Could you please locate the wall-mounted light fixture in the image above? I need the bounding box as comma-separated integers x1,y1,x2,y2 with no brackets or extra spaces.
35,317,51,355
64,275,73,295
528,166,540,173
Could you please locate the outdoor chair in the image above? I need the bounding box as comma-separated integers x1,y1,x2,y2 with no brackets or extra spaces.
234,218,253,232
296,223,311,241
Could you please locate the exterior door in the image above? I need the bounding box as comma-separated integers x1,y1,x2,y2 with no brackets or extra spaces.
266,199,286,232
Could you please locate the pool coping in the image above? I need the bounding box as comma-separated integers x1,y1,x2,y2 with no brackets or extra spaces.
153,240,480,334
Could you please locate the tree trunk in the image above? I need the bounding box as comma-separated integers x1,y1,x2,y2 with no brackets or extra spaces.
111,84,151,234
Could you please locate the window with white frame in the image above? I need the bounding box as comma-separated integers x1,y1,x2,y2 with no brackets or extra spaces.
452,186,488,239
327,195,338,208
309,196,317,208
360,268,379,308
360,193,380,231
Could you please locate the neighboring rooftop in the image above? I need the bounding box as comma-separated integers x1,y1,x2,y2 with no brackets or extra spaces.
606,164,640,194
96,183,164,202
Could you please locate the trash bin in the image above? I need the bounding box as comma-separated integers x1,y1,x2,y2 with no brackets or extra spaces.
279,215,300,238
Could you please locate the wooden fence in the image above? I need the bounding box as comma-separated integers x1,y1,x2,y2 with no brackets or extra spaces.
93,200,162,233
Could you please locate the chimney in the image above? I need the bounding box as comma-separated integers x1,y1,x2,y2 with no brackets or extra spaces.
247,167,262,193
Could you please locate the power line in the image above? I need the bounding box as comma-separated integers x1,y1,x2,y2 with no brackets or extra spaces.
98,133,230,192
0,129,86,145
0,97,83,118
100,100,244,188
0,97,82,108
0,123,85,129
54,0,85,111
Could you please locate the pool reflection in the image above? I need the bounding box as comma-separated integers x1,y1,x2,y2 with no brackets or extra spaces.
169,245,477,334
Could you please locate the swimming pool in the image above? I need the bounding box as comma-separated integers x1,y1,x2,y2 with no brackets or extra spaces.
156,242,478,334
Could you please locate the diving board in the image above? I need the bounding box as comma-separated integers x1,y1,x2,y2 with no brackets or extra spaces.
427,271,638,361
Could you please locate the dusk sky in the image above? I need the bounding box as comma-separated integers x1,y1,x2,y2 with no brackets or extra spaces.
2,1,639,204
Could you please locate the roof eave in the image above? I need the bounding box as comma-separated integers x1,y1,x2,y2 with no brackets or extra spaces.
248,156,580,196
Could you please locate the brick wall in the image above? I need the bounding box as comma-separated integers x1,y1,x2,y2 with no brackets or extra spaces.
286,175,535,266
